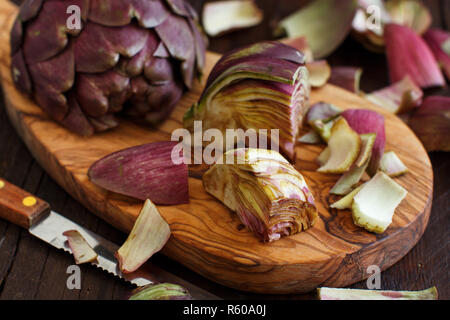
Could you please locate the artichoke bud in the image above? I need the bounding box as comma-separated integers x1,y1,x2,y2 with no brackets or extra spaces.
203,148,318,242
10,0,207,135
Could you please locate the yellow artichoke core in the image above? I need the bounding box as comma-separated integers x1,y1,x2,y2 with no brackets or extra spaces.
237,181,270,225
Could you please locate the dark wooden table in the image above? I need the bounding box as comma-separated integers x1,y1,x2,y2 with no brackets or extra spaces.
0,0,448,300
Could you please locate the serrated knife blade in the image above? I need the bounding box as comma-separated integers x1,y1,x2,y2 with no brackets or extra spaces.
30,210,150,287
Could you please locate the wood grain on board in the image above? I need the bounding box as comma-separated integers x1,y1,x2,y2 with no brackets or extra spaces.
0,1,433,293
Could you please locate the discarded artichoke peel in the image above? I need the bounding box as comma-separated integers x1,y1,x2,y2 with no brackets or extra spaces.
318,286,438,300
310,119,335,143
317,118,361,174
316,147,331,166
328,67,363,94
341,109,386,176
63,230,98,265
87,141,189,205
275,0,358,59
384,23,445,89
380,151,408,177
305,102,342,124
115,199,171,273
306,102,343,144
354,133,376,167
329,133,375,195
202,0,263,37
129,283,192,300
306,60,331,88
351,0,432,52
408,96,450,152
330,183,365,210
365,76,423,114
298,130,323,144
203,149,318,242
352,172,407,234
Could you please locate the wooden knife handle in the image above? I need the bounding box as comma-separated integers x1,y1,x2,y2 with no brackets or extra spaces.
0,178,50,229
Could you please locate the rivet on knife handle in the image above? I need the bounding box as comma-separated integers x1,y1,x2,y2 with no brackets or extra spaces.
0,178,50,229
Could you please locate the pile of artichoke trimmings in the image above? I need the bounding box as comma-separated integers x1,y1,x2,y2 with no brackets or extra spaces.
10,0,207,135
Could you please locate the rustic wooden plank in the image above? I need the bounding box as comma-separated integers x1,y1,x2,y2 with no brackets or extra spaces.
0,164,48,299
0,223,21,289
32,183,72,299
427,0,443,28
442,0,450,29
34,248,75,299
0,89,22,289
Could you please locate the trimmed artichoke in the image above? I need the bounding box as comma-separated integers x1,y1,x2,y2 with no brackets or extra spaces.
10,0,207,135
183,41,310,161
203,148,318,242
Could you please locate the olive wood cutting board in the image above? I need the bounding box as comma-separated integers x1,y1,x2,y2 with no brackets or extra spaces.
0,1,433,294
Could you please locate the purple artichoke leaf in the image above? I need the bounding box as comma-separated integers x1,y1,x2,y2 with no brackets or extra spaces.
187,18,207,74
61,92,95,136
305,102,342,124
202,57,304,103
132,0,171,28
73,23,119,73
33,84,68,121
146,80,183,111
28,44,75,94
143,102,178,126
88,0,134,27
103,24,149,58
75,23,148,72
23,1,71,64
18,0,43,22
130,76,151,98
164,0,189,17
76,71,130,117
88,113,119,132
76,75,109,117
59,0,90,32
125,80,183,125
144,57,174,85
153,41,170,58
341,109,386,176
11,50,32,95
181,52,195,89
118,32,159,77
75,23,148,73
108,90,130,113
183,0,199,20
206,41,305,87
10,18,23,55
87,141,189,205
155,14,195,62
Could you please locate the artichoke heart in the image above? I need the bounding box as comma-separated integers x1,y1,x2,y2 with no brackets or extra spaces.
184,41,310,161
203,148,318,242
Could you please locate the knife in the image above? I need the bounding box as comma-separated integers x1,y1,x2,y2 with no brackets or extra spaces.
0,178,219,299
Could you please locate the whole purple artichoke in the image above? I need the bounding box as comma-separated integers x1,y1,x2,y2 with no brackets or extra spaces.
10,0,207,135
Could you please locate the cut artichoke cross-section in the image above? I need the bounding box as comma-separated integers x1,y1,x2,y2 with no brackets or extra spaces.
203,148,318,242
184,41,310,161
